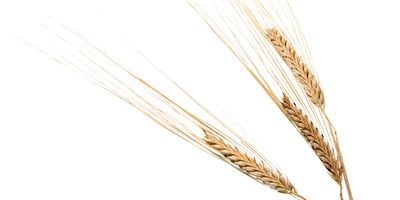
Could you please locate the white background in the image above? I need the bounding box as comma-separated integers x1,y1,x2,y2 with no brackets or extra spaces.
0,0,399,199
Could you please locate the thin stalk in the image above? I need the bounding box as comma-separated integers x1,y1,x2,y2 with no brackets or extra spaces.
322,110,353,200
337,147,353,200
292,193,307,200
340,182,343,200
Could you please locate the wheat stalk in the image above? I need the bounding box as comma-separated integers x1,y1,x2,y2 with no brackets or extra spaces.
281,94,342,183
203,130,306,199
266,28,325,109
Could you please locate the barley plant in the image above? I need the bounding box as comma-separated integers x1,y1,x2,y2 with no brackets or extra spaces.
33,0,354,199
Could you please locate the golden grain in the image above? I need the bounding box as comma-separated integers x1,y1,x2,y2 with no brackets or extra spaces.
266,28,325,109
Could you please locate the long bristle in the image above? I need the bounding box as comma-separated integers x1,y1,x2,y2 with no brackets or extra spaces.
38,22,307,199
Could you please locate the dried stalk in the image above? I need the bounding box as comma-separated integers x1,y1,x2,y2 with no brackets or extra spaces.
266,28,325,109
281,94,342,183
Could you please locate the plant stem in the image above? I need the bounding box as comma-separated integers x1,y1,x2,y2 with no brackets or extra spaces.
292,193,307,200
339,182,344,200
321,110,353,200
340,157,353,200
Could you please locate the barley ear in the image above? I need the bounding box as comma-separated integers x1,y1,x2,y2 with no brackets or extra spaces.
203,130,298,194
266,28,325,109
281,94,342,183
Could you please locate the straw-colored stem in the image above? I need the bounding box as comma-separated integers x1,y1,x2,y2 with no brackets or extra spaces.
336,140,353,200
292,193,307,200
334,136,353,200
342,165,353,200
339,182,344,200
321,110,353,200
